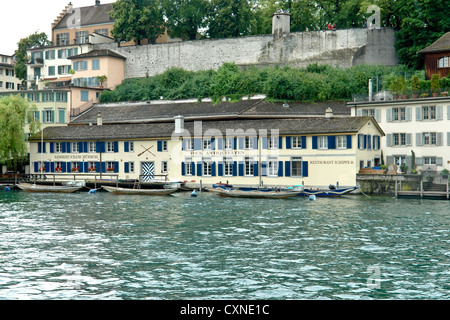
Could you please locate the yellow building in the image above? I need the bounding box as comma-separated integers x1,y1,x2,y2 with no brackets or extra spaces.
28,100,384,188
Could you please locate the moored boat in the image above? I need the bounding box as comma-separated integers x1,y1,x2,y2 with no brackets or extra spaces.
210,187,300,199
16,183,83,193
102,186,178,195
298,186,357,197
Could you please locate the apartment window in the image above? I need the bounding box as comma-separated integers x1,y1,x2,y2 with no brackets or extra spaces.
107,162,115,172
393,133,407,146
161,161,168,173
185,158,193,176
438,57,449,68
393,107,406,121
423,132,437,145
161,140,168,151
424,157,436,165
55,162,63,172
45,50,55,60
268,136,278,149
81,91,89,102
291,157,302,177
107,141,115,152
92,60,100,70
48,66,55,76
128,142,134,152
337,136,347,149
94,28,109,37
58,65,71,74
56,33,69,46
244,157,254,176
71,142,79,153
225,138,233,150
129,162,135,173
75,31,89,44
43,110,53,123
318,136,328,149
203,160,211,176
394,156,406,166
0,81,2,88
56,92,67,102
422,106,436,120
88,162,97,172
42,92,53,102
55,142,62,153
203,138,211,151
88,142,96,153
73,61,88,71
267,158,278,176
245,137,253,149
292,136,302,149
184,138,193,151
71,162,80,172
224,160,233,176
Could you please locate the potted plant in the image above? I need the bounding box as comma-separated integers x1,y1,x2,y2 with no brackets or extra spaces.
431,74,440,97
440,169,449,179
411,75,420,98
400,164,408,174
389,76,405,99
96,75,108,89
55,167,62,172
88,167,96,172
420,92,429,98
441,91,448,97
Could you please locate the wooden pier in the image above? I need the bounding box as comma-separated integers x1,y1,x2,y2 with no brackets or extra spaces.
395,180,450,200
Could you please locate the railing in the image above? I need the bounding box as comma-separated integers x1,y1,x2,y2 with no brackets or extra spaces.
26,173,120,189
71,99,95,117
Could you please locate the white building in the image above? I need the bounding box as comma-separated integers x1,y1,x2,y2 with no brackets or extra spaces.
0,54,21,92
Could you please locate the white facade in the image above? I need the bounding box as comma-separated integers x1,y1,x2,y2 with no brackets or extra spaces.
0,54,21,92
348,97,450,174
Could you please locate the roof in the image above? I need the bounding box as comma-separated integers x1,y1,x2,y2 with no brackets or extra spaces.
30,116,381,141
70,99,350,125
68,49,126,61
53,3,114,30
418,31,450,54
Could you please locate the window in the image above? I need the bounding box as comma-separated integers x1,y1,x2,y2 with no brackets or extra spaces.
394,156,406,166
129,162,135,173
291,157,302,177
43,110,53,123
318,136,328,149
161,141,168,151
56,92,67,102
393,107,406,121
45,50,55,60
224,160,233,176
268,158,278,176
107,141,115,152
393,133,407,146
128,142,134,152
73,61,88,71
56,33,69,46
423,132,437,145
71,162,80,172
42,92,53,102
71,142,79,153
337,136,346,149
161,161,168,173
292,136,302,149
185,158,193,176
48,66,55,76
438,57,449,68
75,31,89,44
5,82,15,90
203,160,211,176
58,65,71,74
422,106,436,120
81,91,89,102
245,157,254,176
92,60,100,70
245,137,253,149
88,142,96,153
107,162,115,172
225,138,233,150
268,136,278,149
94,28,109,37
88,162,97,172
184,138,193,151
55,162,63,172
203,138,211,150
55,142,62,153
424,157,436,165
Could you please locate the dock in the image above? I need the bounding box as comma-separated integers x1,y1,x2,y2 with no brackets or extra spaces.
395,180,450,200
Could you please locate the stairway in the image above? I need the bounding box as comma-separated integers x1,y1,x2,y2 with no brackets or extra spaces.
424,183,447,192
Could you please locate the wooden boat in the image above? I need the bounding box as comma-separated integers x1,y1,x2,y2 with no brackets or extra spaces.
16,183,83,193
297,186,358,197
210,187,300,199
103,186,178,195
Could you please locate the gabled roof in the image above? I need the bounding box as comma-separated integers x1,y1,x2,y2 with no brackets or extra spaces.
68,49,126,60
30,116,380,141
418,31,450,54
53,3,114,30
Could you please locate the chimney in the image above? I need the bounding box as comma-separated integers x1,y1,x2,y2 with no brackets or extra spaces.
95,0,100,6
97,112,103,126
325,108,333,118
272,9,290,37
174,115,184,134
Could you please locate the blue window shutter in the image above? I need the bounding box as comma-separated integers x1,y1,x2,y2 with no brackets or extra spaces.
312,136,318,149
114,162,119,173
218,162,223,176
253,137,258,150
66,142,71,153
157,140,162,152
96,142,105,153
197,162,202,176
191,162,195,176
78,142,83,153
50,162,55,173
61,162,67,173
285,161,291,177
43,143,46,154
124,142,129,152
34,162,39,173
96,162,101,173
278,161,283,177
302,161,309,177
253,162,258,177
261,161,267,176
61,142,66,153
233,137,237,150
114,141,119,153
286,137,292,149
347,135,352,149
194,138,201,151
301,136,307,148
238,162,244,176
328,136,336,149
125,162,130,173
78,163,84,173
238,137,244,150
210,138,215,150
101,162,106,173
83,142,88,153
262,137,268,149
38,143,42,154
50,142,54,153
45,162,51,173
232,161,237,176
181,162,185,176
211,162,216,177
278,137,283,149
217,138,223,150
84,162,89,173
364,135,367,149
66,162,71,173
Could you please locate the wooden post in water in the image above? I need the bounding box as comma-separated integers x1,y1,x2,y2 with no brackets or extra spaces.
395,179,398,198
200,180,202,193
420,180,423,198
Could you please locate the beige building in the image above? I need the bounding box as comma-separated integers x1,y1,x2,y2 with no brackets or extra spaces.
0,54,21,92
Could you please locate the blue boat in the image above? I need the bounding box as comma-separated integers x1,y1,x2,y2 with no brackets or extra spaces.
297,186,358,197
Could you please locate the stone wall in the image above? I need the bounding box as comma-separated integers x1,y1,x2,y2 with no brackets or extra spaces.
94,28,398,79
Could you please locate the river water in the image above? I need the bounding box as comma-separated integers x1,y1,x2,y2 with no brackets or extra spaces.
0,189,448,300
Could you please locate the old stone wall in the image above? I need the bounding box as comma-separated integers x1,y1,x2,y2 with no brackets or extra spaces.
94,27,397,79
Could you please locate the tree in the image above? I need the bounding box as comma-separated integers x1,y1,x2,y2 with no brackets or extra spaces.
0,95,39,165
207,0,253,38
110,0,165,45
162,0,208,40
14,32,50,82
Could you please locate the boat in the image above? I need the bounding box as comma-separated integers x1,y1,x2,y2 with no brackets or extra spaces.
210,187,300,199
102,186,178,195
16,183,83,193
297,186,358,197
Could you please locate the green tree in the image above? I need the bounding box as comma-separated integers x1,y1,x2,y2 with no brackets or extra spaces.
0,95,39,165
207,0,253,38
162,0,208,40
14,32,50,82
110,0,165,45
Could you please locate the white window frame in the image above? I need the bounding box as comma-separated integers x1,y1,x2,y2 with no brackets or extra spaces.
318,136,328,150
71,142,79,153
267,158,278,177
292,136,302,149
291,157,302,177
337,136,346,149
244,157,254,176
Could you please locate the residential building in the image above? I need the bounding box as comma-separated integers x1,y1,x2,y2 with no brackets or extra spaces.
419,31,450,80
27,99,383,188
0,54,21,92
348,96,450,174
